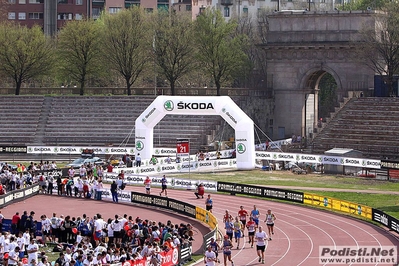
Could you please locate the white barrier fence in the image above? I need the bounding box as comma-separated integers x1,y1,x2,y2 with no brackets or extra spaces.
254,151,381,169
26,145,381,169
102,172,218,192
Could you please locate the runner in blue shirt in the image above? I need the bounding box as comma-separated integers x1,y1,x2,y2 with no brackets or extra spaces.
159,175,168,197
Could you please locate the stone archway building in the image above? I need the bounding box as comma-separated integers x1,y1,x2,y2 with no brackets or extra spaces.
262,11,376,140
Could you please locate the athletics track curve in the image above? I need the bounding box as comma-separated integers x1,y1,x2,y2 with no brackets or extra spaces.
2,185,399,266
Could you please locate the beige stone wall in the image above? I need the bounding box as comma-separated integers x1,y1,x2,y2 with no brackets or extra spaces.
262,11,376,139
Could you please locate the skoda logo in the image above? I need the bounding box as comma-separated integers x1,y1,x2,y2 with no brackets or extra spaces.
222,108,226,113
142,118,146,123
164,100,174,111
237,143,246,154
136,140,144,151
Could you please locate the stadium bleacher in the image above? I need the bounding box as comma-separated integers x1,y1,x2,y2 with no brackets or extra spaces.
310,97,399,159
0,95,398,160
0,96,223,155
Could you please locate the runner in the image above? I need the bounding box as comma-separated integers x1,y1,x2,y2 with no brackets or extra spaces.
237,206,248,233
233,217,243,249
222,235,234,266
224,217,234,241
250,205,260,226
223,210,233,223
255,226,268,264
204,245,217,266
205,194,213,213
159,175,168,197
246,216,256,248
144,176,151,195
264,209,276,240
209,237,220,263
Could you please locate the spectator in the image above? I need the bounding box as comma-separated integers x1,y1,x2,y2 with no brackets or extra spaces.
194,183,205,199
135,154,141,167
110,181,118,203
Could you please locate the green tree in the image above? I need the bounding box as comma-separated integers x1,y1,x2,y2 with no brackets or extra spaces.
194,8,249,96
57,19,103,95
152,11,196,95
101,7,151,96
358,3,399,96
341,0,388,11
0,23,55,95
0,0,9,22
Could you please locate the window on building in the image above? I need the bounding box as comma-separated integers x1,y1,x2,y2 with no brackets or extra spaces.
19,0,26,3
58,13,73,20
8,12,16,19
29,0,43,3
75,13,83,20
242,7,248,16
157,4,168,11
28,12,43,19
109,7,122,14
58,0,68,3
8,0,16,3
224,6,230,17
186,4,192,11
18,12,26,20
76,0,83,4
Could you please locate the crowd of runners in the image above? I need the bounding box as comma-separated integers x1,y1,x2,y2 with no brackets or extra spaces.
1,210,195,266
1,160,280,266
204,205,277,266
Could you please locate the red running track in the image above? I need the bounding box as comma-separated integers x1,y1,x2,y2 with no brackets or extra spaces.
3,185,399,266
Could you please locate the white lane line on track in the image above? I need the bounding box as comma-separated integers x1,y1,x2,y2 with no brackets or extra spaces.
134,187,396,266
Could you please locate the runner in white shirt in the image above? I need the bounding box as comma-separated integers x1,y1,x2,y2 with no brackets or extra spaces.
68,167,75,179
255,226,268,264
8,246,20,265
93,214,106,245
204,245,217,266
79,165,86,178
16,232,25,259
22,229,30,251
27,238,39,264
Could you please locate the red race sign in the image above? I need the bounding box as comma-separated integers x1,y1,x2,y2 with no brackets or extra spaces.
176,138,190,156
124,248,179,266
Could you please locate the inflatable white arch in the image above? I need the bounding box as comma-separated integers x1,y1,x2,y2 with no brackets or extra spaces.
135,96,255,170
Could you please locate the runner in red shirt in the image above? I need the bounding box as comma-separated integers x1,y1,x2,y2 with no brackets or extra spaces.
246,217,257,248
237,206,248,234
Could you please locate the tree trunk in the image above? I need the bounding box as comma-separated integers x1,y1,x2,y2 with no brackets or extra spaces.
126,78,132,96
216,80,221,96
80,80,85,96
386,73,395,96
15,80,22,96
170,80,175,95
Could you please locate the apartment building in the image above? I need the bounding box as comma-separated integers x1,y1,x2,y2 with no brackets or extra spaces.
6,0,92,35
5,0,336,35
